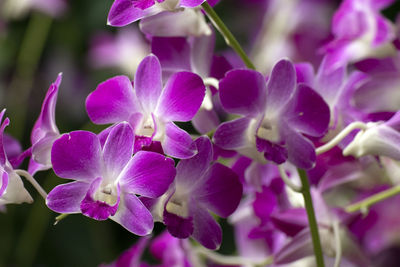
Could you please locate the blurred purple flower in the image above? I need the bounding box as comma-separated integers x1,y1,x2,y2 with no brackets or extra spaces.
88,28,150,75
322,0,396,72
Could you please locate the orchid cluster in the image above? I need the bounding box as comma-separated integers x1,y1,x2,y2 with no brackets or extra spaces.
2,0,400,266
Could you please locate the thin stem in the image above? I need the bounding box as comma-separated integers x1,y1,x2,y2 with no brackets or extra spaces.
278,165,302,192
195,246,273,266
316,122,368,155
298,169,325,267
333,220,342,267
201,2,256,70
345,185,400,213
15,169,47,200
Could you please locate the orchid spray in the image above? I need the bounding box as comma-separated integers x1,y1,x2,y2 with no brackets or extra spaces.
1,0,400,266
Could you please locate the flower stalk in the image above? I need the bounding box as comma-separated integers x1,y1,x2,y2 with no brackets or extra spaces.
345,185,400,213
201,2,256,70
298,169,325,267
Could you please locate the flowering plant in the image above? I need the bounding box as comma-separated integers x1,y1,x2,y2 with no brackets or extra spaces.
1,0,400,266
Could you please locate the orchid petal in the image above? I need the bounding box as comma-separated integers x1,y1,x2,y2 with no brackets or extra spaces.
111,193,154,236
46,181,90,213
51,131,102,181
193,163,242,218
119,151,175,198
31,73,61,144
86,76,140,124
265,59,296,116
283,126,316,169
162,122,197,159
191,203,222,250
107,0,148,26
135,54,163,113
283,84,330,137
163,209,194,238
103,122,134,179
219,69,267,116
151,37,191,80
80,178,120,220
156,71,205,122
213,117,252,150
175,136,212,189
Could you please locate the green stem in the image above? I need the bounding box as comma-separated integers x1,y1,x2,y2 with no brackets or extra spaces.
298,169,325,267
201,2,256,70
6,12,52,139
345,185,400,213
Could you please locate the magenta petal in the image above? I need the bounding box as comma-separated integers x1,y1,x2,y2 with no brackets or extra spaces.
0,111,10,166
219,69,267,116
175,136,212,188
51,131,102,181
103,122,134,178
163,209,194,239
119,151,175,198
107,0,147,26
31,73,61,144
193,163,242,218
179,0,204,7
156,72,205,122
151,37,191,79
270,208,308,237
46,181,90,213
86,76,139,124
265,59,296,114
213,117,252,150
191,204,222,250
162,122,197,159
80,178,120,220
283,127,316,169
283,84,330,137
111,193,154,236
135,55,163,113
256,137,288,165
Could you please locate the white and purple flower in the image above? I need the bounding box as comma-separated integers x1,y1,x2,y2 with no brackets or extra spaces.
214,59,330,169
46,122,176,235
86,54,205,159
151,136,242,249
0,110,33,205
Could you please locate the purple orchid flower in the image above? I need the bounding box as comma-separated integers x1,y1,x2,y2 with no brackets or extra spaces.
152,136,242,249
0,109,33,205
28,73,62,175
107,0,206,27
2,0,67,19
88,28,150,75
213,59,330,169
321,0,396,72
46,122,176,235
86,54,205,159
